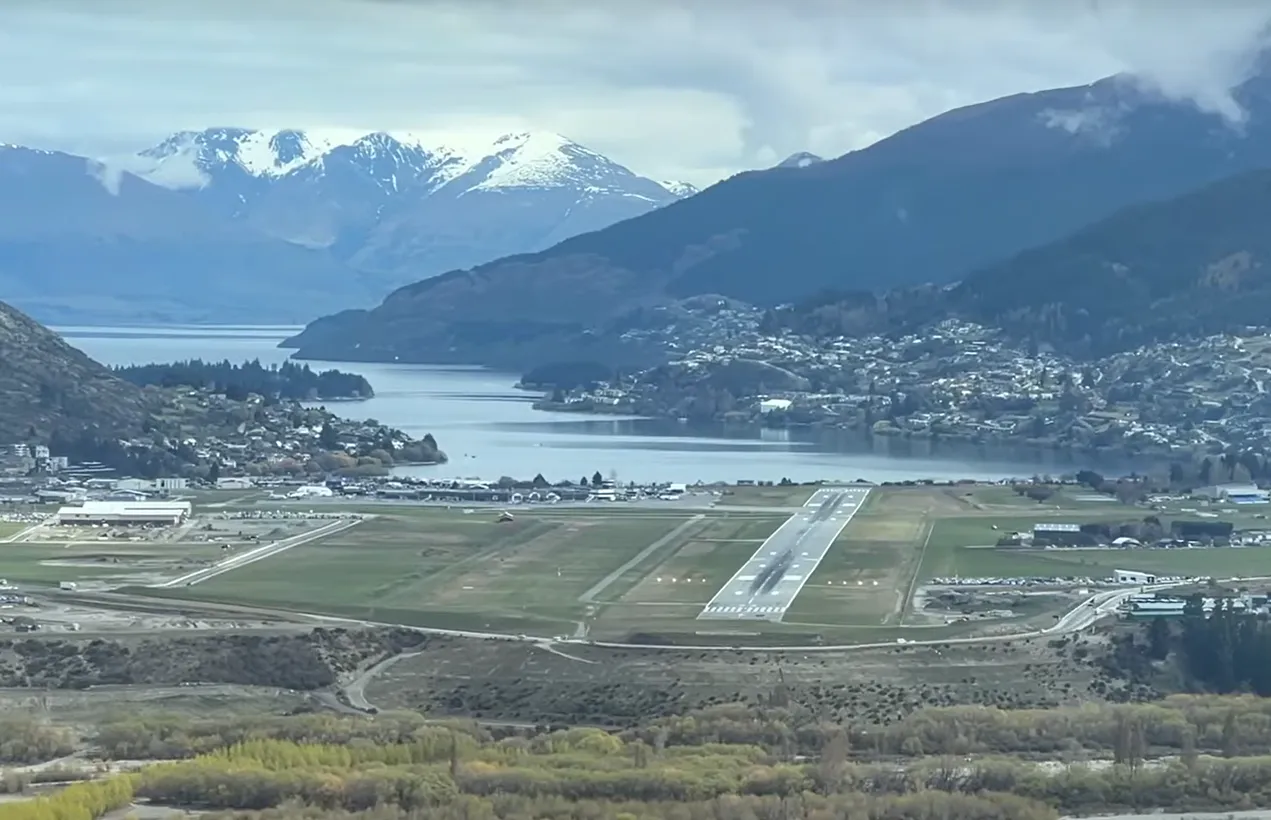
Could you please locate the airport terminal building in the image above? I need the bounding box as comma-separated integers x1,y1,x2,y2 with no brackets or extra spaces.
54,500,192,526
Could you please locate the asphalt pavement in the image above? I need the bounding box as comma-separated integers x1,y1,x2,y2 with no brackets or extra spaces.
698,487,871,622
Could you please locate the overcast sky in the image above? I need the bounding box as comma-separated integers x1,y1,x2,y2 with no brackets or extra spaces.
2,1,1269,186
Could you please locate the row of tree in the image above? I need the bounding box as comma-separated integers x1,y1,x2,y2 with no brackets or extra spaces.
54,733,1271,819
113,359,373,403
68,694,1271,769
1115,602,1271,697
157,790,1052,820
0,774,134,820
0,719,74,765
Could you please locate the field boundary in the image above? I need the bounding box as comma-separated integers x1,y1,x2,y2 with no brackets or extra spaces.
578,514,705,604
896,516,935,625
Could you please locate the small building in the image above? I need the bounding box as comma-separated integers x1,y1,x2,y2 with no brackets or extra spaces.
1125,599,1185,618
1113,568,1157,585
759,398,793,414
216,477,255,490
1200,483,1270,504
288,485,334,499
54,500,192,526
1032,522,1088,546
118,477,188,492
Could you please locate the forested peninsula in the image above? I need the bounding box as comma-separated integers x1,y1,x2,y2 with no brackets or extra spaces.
113,359,373,403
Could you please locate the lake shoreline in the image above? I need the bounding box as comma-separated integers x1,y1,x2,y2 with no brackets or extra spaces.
63,325,1153,485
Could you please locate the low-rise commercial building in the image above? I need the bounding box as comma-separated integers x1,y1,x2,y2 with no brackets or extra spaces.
1114,569,1157,585
55,500,192,526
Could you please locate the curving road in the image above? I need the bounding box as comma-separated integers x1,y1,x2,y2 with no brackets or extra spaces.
267,578,1191,655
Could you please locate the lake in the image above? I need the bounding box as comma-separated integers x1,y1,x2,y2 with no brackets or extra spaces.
58,325,1144,485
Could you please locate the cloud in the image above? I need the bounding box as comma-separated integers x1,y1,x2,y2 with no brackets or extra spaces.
90,134,213,195
0,0,1269,186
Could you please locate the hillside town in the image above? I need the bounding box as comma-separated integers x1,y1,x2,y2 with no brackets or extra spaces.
0,387,445,482
536,308,1271,460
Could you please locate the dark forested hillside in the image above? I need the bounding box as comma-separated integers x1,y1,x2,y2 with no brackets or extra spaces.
761,169,1271,357
113,359,373,402
943,168,1271,356
0,300,148,442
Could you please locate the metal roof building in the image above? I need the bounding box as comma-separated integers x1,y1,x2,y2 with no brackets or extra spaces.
55,500,192,526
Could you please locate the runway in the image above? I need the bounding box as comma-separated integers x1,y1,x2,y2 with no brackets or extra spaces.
698,487,871,622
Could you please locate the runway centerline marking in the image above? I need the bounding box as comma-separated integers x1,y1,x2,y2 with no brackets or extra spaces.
697,487,871,622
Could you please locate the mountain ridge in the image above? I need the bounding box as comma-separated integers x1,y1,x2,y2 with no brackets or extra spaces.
0,129,697,324
117,127,699,198
0,144,371,324
0,299,148,443
103,127,700,294
285,64,1271,368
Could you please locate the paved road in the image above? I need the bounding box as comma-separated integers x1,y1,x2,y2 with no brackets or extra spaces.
698,487,871,622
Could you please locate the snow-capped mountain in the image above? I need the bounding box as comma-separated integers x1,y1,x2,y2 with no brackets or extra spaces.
0,143,371,326
110,128,696,288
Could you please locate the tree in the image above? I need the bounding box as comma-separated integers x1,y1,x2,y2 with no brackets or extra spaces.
818,731,850,795
207,462,221,484
592,471,604,487
1146,617,1171,660
1075,470,1104,489
580,475,589,487
319,422,341,450
1181,725,1199,769
1222,709,1240,757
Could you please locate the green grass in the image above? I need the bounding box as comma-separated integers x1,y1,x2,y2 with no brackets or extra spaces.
0,522,26,540
167,510,701,632
783,490,922,626
918,515,1271,580
607,514,785,606
945,484,1199,515
0,542,229,585
714,485,819,507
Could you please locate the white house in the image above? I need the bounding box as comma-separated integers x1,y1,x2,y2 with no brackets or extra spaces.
759,398,793,414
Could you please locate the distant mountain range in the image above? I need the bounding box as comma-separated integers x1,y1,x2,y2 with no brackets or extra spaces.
0,130,696,324
285,59,1271,367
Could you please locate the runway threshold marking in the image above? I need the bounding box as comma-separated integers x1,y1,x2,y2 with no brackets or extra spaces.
775,494,867,621
696,488,871,622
